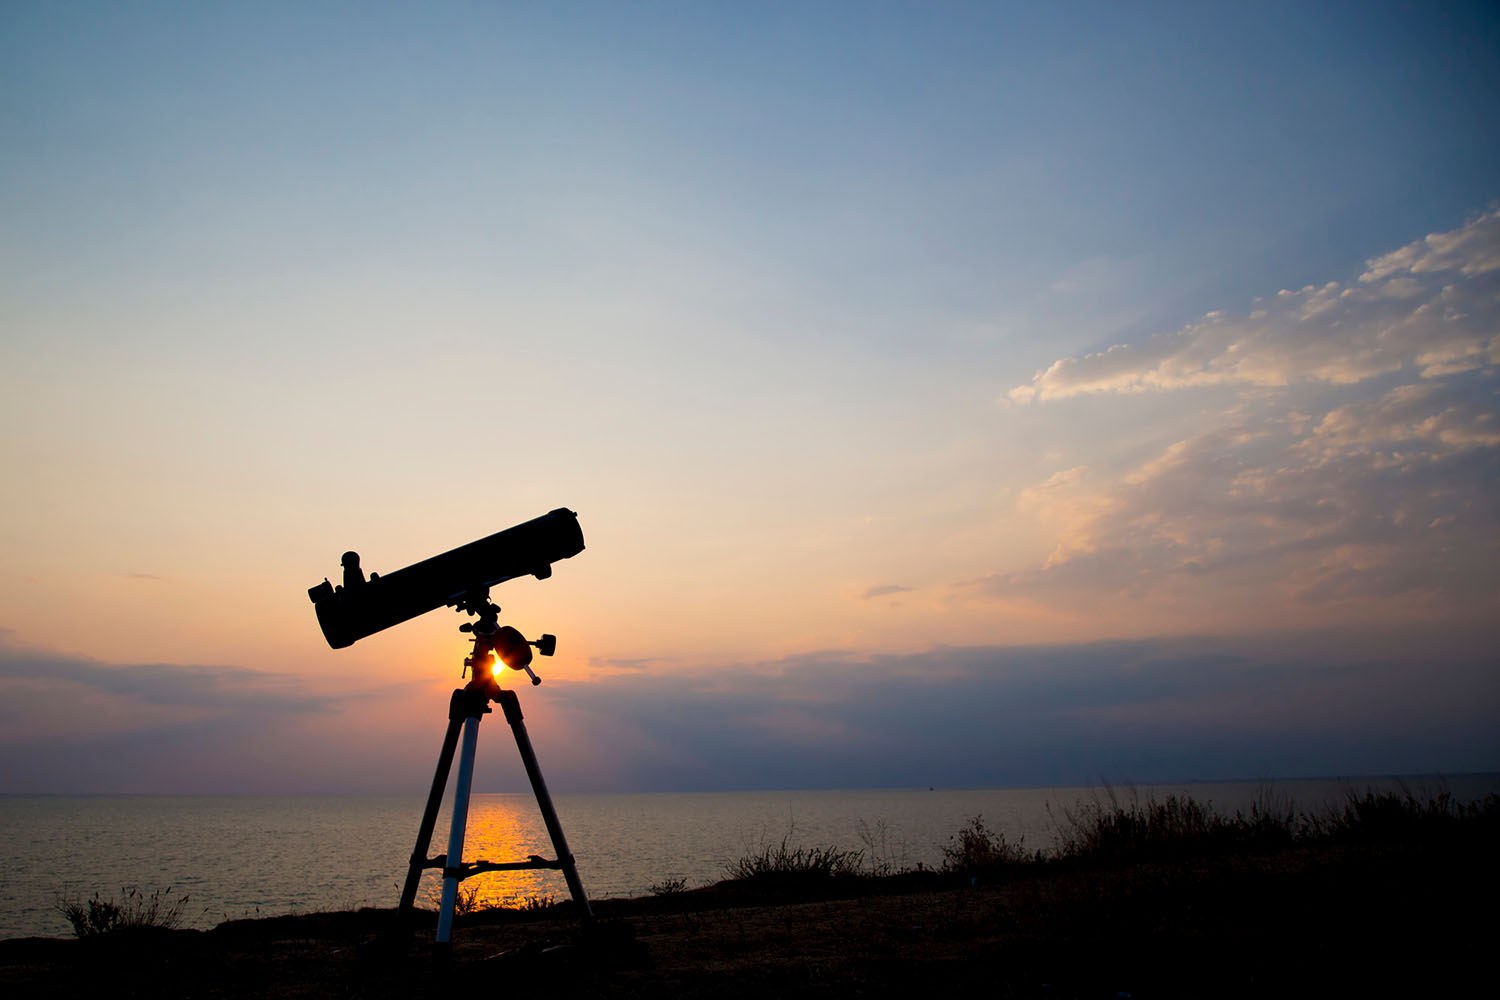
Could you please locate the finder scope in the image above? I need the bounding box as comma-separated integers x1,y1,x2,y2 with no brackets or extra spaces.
308,508,584,649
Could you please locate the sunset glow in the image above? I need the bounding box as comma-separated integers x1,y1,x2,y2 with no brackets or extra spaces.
2,2,1496,794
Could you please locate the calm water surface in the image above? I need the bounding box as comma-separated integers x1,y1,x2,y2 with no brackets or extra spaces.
3,775,1495,940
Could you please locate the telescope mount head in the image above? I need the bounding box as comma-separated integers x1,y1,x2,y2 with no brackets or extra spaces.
455,590,552,688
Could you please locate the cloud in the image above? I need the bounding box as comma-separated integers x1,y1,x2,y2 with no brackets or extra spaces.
861,583,915,599
546,633,1500,790
4,629,1493,793
589,655,658,671
989,211,1500,622
0,635,337,720
1009,210,1500,403
980,387,1499,613
1307,382,1500,453
0,631,340,772
0,633,439,793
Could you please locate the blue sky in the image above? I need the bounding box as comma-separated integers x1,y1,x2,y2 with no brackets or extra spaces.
1,2,1496,792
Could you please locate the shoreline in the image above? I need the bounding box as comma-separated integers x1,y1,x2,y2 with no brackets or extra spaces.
9,775,1498,943
5,825,1494,998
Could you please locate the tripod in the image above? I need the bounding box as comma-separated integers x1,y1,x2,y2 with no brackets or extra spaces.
396,594,592,944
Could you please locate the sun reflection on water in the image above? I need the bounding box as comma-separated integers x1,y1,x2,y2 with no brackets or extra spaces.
425,794,560,910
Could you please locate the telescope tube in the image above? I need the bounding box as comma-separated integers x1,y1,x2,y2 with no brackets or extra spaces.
308,507,584,649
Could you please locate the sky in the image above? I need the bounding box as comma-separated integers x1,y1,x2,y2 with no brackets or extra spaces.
2,1,1497,794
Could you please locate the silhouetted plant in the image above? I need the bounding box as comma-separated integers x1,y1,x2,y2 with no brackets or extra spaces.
857,818,915,877
451,884,483,915
516,893,557,912
1053,789,1243,862
648,876,689,896
1233,783,1304,846
939,815,1035,875
56,887,189,938
1314,788,1500,841
725,832,864,882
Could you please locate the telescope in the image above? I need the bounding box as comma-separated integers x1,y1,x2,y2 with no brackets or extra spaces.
307,507,594,944
307,507,584,649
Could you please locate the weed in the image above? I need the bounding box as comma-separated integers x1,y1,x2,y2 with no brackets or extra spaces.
56,886,189,938
725,831,864,883
1235,783,1303,845
452,883,483,915
1314,787,1500,841
857,818,913,877
940,815,1035,876
648,876,689,896
1052,788,1261,863
516,893,557,912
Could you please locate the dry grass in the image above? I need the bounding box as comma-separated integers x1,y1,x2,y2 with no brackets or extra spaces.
1048,784,1499,865
723,832,865,884
55,887,193,938
938,815,1040,876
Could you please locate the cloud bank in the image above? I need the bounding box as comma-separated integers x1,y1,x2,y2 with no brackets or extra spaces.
547,635,1499,791
994,211,1500,624
3,628,1492,793
0,633,370,793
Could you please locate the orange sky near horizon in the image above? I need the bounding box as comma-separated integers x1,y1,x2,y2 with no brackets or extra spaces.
3,3,1497,793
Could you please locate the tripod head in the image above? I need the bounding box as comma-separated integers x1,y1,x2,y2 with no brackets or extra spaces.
455,590,554,689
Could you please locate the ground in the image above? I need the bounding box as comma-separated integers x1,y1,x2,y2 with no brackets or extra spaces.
2,836,1492,999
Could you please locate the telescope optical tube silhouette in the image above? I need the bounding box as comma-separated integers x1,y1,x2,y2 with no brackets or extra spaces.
307,507,584,649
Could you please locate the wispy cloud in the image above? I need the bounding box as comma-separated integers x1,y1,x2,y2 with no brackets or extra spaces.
861,583,915,600
589,655,658,671
988,211,1500,623
1009,210,1499,402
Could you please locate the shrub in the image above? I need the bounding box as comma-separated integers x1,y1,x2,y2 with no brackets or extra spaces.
940,815,1033,875
56,887,189,938
1053,790,1240,862
452,883,483,915
1315,788,1500,841
1047,784,1495,864
515,893,558,912
648,876,689,896
1233,784,1303,847
725,832,864,883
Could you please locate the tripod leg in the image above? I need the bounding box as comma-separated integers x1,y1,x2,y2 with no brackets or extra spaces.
497,690,594,921
435,714,482,945
398,691,467,920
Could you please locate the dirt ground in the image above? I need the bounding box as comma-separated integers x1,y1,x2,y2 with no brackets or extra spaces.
2,837,1492,999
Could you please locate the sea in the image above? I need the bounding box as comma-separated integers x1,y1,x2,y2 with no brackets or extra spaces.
4,774,1496,941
